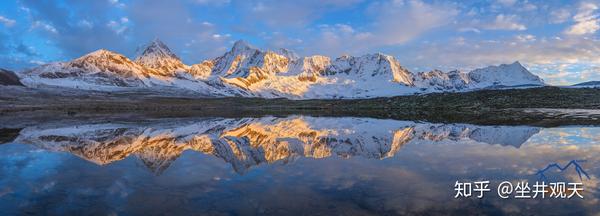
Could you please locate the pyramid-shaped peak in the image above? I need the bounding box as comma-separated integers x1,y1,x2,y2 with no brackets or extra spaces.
136,38,179,61
231,40,256,52
498,61,527,71
233,40,249,47
151,37,164,44
510,61,524,67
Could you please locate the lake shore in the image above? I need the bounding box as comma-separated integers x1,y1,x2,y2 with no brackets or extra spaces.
1,86,599,127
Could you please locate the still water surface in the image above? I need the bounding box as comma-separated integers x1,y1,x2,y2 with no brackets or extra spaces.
0,116,598,215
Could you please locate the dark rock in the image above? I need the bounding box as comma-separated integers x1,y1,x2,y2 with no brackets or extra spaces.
0,68,24,86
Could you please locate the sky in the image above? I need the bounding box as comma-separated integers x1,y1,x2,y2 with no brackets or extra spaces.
0,0,599,85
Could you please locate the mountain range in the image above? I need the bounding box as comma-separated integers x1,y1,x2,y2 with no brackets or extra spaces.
572,81,600,88
12,39,546,99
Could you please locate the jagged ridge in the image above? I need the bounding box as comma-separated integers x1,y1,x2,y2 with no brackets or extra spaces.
17,39,546,99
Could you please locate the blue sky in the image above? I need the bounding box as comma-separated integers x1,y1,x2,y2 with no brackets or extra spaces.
0,0,599,85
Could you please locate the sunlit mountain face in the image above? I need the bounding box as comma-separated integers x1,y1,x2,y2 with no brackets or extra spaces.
17,39,546,99
1,116,599,215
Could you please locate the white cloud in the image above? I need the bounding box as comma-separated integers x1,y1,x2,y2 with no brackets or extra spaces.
394,36,600,85
306,23,373,56
211,33,231,40
261,31,304,49
108,0,126,8
0,15,16,27
106,17,129,34
515,34,536,42
458,27,481,33
29,60,46,65
565,2,600,35
296,0,457,56
485,14,527,30
31,21,58,34
77,20,93,29
368,0,458,45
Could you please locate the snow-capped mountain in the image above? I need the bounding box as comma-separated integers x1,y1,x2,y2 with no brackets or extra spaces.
467,61,545,88
19,46,224,95
17,39,546,99
413,62,544,92
14,117,540,173
325,53,413,85
572,81,600,88
134,38,188,76
21,49,156,88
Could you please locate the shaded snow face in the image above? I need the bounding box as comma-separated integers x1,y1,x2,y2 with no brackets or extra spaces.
468,61,544,87
19,40,546,99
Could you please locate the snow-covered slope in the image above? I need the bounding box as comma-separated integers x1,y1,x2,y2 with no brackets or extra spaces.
467,61,544,88
20,49,227,95
21,50,157,89
413,61,544,93
414,70,471,91
325,54,413,85
572,81,600,88
18,39,547,98
134,39,188,76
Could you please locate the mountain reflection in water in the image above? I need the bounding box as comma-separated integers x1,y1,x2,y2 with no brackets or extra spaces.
12,117,539,174
1,116,599,215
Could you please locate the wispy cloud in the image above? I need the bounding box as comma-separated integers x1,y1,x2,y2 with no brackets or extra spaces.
0,15,16,27
31,21,58,34
484,14,527,31
565,2,600,35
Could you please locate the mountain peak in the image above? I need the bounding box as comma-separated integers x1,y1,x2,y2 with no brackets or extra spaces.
87,49,117,57
468,62,544,86
274,48,299,61
76,49,127,62
506,61,524,68
136,38,179,61
134,39,186,74
231,40,255,52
